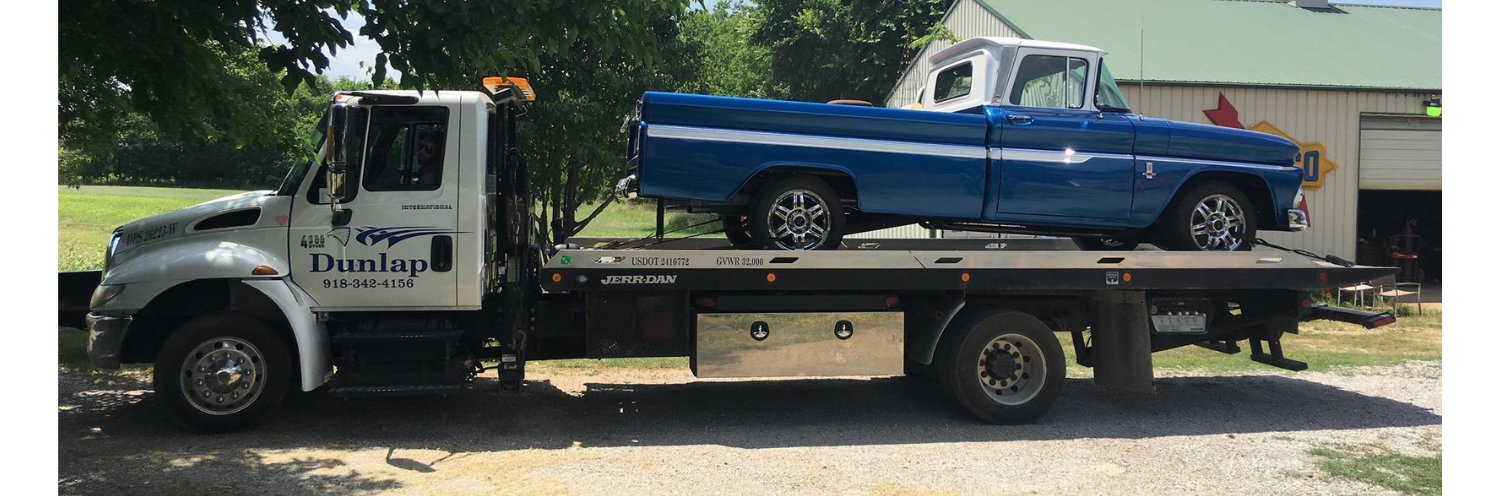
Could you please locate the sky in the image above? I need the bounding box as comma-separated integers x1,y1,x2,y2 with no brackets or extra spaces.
269,0,1443,82
261,11,399,83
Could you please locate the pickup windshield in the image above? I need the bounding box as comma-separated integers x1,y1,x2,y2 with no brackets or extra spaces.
1096,61,1130,112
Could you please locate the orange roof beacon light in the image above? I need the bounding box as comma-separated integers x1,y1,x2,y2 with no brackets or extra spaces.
482,76,536,102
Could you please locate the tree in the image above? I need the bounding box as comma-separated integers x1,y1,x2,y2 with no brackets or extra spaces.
60,0,691,161
522,15,695,243
751,0,953,103
677,1,786,100
60,41,369,189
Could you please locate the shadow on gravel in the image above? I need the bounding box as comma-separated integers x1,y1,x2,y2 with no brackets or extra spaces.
58,372,1441,494
61,372,1440,455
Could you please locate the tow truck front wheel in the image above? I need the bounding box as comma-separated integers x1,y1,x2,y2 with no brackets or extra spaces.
153,312,292,432
938,309,1065,424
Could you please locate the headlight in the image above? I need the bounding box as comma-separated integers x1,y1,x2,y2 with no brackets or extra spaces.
104,228,122,271
90,284,125,309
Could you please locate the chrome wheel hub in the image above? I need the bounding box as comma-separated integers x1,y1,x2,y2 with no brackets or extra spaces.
976,333,1046,405
767,189,831,250
1190,194,1247,251
180,337,264,415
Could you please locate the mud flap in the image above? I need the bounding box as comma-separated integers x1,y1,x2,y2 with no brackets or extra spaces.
1087,291,1155,393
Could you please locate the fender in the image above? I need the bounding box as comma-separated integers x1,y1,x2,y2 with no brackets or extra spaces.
240,279,330,391
904,293,968,365
733,161,861,199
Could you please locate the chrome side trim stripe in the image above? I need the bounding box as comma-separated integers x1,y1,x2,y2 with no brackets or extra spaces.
992,148,1135,164
647,125,989,160
1135,155,1300,172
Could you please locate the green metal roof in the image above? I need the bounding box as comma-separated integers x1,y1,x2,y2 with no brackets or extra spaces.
972,0,1441,90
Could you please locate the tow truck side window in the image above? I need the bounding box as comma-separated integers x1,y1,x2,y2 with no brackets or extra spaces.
362,106,450,191
1009,55,1089,109
932,62,973,103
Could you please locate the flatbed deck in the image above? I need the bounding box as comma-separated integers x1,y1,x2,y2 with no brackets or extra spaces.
541,248,1393,293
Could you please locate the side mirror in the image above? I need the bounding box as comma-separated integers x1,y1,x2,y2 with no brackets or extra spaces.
326,103,354,219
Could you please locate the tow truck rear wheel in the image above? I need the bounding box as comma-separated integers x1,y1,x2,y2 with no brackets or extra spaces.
153,311,292,432
749,176,845,250
937,309,1065,424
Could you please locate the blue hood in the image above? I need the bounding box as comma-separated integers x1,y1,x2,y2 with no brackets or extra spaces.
1152,118,1299,166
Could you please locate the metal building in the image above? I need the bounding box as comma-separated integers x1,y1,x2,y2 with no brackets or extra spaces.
880,0,1441,274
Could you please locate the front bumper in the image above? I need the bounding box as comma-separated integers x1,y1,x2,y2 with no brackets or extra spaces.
1287,209,1309,231
615,174,639,200
86,312,132,369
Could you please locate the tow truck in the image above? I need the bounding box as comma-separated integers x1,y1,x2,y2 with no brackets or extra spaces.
73,78,1397,431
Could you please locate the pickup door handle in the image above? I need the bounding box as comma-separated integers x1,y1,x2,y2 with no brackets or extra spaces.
1006,114,1033,125
432,235,453,272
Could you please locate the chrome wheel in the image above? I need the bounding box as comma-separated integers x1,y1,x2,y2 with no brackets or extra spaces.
766,189,832,250
1189,194,1248,251
975,333,1046,406
180,337,265,416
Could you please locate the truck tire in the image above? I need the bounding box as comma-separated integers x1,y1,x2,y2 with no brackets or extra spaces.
937,309,1065,424
1157,181,1257,251
721,215,756,247
153,311,293,432
1071,235,1140,251
750,176,845,250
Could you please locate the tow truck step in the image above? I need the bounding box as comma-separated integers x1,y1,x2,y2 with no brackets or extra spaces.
1305,304,1397,329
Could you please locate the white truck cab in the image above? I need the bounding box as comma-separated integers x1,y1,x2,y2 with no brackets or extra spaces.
86,80,537,430
915,37,1130,114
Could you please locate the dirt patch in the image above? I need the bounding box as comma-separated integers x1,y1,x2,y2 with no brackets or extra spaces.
59,362,1441,495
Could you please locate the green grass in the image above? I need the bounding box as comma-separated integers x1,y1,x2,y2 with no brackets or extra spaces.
57,186,716,273
572,199,724,239
1311,446,1441,495
57,327,150,382
59,185,245,272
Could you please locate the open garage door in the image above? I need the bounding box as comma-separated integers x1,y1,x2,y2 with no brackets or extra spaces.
1359,115,1441,190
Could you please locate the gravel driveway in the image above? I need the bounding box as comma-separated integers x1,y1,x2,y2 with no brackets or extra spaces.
58,362,1441,495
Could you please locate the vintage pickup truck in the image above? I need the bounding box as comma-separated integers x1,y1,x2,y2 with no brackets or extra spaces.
618,37,1309,251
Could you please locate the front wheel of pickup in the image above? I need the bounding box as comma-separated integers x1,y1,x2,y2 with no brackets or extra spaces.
1157,181,1257,251
750,176,845,250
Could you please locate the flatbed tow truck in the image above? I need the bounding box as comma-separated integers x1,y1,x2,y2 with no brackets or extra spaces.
70,79,1398,431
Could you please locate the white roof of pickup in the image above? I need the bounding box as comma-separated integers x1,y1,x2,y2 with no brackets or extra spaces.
928,37,1104,65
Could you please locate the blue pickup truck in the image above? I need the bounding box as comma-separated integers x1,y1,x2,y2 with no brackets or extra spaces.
618,37,1308,251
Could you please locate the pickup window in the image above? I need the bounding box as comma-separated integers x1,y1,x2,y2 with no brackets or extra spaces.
932,62,973,103
1096,61,1130,111
1010,55,1088,109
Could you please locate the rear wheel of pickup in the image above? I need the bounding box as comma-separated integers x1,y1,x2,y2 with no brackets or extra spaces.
153,311,292,432
1158,181,1257,251
937,309,1065,424
750,176,845,250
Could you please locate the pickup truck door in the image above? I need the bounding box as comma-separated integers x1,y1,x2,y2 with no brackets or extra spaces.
989,50,1135,222
289,103,462,309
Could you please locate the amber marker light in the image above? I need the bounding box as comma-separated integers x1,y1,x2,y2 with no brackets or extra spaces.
551,273,562,283
766,272,777,283
1122,272,1132,282
251,266,278,276
960,272,971,282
